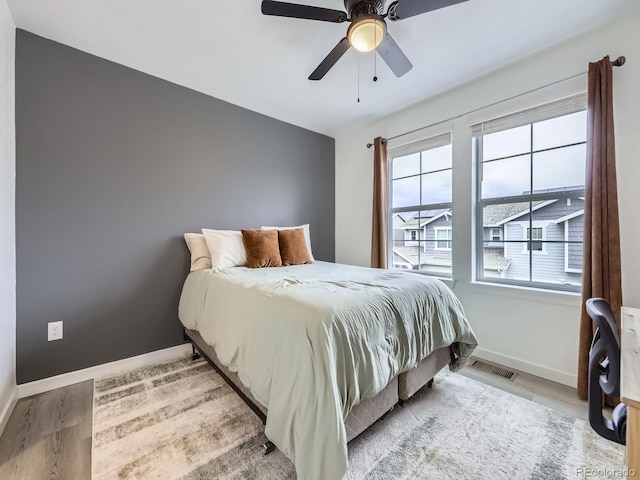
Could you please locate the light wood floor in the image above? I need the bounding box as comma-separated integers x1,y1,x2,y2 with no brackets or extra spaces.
459,357,588,421
0,363,586,479
0,380,93,480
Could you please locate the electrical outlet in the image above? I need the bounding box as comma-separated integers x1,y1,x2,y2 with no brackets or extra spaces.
48,321,63,341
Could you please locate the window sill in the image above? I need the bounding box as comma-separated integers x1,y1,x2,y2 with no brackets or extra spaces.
565,269,582,274
459,280,581,307
438,278,456,289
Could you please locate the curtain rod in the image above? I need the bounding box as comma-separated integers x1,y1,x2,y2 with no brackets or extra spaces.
366,55,626,149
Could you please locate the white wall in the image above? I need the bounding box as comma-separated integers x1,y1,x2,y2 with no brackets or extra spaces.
335,13,640,387
0,0,16,433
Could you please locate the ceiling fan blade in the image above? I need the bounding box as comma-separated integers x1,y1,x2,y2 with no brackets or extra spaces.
376,34,413,77
388,0,469,21
262,1,347,23
309,38,350,81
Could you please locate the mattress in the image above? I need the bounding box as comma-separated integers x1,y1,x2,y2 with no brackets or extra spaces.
178,261,477,480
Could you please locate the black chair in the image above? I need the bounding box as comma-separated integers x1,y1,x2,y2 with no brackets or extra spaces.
586,297,627,445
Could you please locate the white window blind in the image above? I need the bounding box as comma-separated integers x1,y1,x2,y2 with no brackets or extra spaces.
471,92,587,136
388,132,451,158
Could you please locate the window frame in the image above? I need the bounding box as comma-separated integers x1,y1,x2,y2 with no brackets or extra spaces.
473,97,586,293
523,225,546,253
434,227,453,251
388,133,453,278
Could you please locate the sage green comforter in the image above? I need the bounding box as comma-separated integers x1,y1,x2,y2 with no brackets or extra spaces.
178,261,477,480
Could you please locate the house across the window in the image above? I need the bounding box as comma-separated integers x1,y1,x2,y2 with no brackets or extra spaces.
481,193,584,282
392,193,584,282
474,94,587,291
391,210,452,274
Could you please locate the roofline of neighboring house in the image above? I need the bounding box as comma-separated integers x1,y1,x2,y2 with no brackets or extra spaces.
398,194,585,229
493,199,558,226
553,209,585,224
399,210,451,229
392,212,409,222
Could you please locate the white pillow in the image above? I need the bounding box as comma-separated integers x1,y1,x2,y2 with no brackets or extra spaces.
201,228,247,270
261,224,315,261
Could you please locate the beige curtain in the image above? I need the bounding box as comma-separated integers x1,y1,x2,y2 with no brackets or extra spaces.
371,137,388,268
577,56,623,400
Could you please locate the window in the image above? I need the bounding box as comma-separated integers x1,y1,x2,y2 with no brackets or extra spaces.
473,93,586,291
389,133,452,277
525,226,544,252
435,227,452,250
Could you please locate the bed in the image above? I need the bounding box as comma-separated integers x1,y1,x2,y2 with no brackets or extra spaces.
178,261,477,480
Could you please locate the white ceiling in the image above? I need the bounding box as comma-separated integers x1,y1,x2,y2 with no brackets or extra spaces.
7,0,640,137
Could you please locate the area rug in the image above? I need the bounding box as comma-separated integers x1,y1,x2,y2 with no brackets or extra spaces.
92,354,624,479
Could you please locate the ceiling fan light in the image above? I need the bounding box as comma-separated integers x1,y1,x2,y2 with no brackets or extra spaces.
348,17,386,53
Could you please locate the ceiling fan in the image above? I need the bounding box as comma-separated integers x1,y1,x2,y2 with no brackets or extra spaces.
261,0,469,80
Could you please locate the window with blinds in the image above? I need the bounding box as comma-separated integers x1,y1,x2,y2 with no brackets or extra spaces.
473,93,587,291
388,133,453,277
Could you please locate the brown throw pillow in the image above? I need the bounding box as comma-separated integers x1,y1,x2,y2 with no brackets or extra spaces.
241,229,282,268
279,228,312,266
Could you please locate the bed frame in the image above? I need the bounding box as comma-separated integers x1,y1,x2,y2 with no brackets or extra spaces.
183,328,457,454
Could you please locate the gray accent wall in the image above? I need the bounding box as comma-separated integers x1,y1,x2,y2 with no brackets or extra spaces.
15,30,335,384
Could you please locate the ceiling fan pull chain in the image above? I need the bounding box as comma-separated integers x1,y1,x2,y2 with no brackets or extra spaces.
373,30,378,82
373,55,378,82
373,25,378,82
357,53,361,103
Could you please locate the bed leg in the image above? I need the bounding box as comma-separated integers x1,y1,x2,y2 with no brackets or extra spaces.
262,440,276,455
426,378,434,389
191,344,201,361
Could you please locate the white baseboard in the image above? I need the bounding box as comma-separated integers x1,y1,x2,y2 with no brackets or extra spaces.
17,344,192,399
472,347,577,388
0,387,18,437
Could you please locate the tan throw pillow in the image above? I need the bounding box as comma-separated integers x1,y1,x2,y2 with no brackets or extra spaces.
241,229,282,268
278,228,312,266
184,233,212,271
